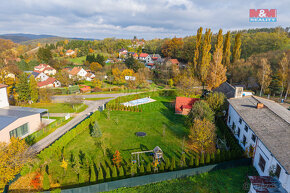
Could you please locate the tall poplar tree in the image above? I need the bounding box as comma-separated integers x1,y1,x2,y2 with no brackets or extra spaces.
193,27,203,73
277,53,288,98
257,58,272,96
199,28,212,86
207,29,227,89
222,31,231,67
16,74,30,104
29,75,38,103
232,33,241,63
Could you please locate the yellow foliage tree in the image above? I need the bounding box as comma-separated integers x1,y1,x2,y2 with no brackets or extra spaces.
90,62,102,73
0,137,31,189
188,118,216,154
60,158,68,170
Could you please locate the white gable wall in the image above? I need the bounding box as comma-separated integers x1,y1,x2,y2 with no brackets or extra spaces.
227,104,290,192
0,87,9,108
77,68,87,78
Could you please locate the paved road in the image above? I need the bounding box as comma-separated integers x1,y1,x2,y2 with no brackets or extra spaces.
29,93,137,154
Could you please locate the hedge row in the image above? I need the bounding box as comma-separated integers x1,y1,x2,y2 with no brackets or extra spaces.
38,111,101,161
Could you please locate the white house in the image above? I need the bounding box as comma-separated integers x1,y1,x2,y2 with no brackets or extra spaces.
66,50,75,56
37,77,61,88
28,71,49,82
139,53,148,61
85,73,95,81
145,55,153,64
68,67,88,80
227,96,290,192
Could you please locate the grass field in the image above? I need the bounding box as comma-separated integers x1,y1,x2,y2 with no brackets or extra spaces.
24,103,88,113
68,56,86,64
27,95,189,187
108,166,257,193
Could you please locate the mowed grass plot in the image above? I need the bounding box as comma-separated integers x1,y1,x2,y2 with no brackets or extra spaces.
108,166,257,193
25,102,88,113
36,96,189,187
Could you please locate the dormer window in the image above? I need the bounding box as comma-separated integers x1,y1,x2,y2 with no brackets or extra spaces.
244,125,248,132
239,118,242,124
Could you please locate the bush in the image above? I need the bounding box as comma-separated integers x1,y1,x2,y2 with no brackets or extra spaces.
216,149,221,162
105,167,111,181
195,156,200,167
189,155,194,167
205,153,211,165
139,164,145,175
50,188,61,193
42,171,50,190
90,165,96,183
200,153,205,166
98,167,104,183
210,152,215,163
118,166,124,179
112,166,118,180
146,163,152,174
180,154,187,168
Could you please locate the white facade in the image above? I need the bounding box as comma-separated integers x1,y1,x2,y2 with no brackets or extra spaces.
0,87,9,108
36,72,49,82
43,68,56,76
145,55,153,64
77,68,88,79
227,104,290,192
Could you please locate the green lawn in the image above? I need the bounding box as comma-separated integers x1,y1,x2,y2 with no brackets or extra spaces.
40,96,189,187
108,166,257,193
68,56,86,64
84,97,113,101
24,103,88,113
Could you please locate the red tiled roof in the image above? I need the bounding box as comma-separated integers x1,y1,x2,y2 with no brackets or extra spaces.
133,53,138,57
139,53,148,58
66,49,74,53
152,57,158,60
69,67,82,75
43,67,55,71
170,59,179,64
80,86,91,92
175,97,199,113
0,84,8,88
147,63,154,66
37,77,56,87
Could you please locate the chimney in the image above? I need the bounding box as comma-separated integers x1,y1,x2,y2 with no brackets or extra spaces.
257,103,264,109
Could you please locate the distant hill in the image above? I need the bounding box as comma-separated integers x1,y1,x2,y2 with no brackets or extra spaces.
0,33,98,44
0,33,59,43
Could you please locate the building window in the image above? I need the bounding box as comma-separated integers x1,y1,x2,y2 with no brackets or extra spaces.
237,127,240,138
251,134,256,143
232,122,236,130
9,123,29,138
258,155,266,172
244,125,248,132
228,116,231,123
275,164,281,178
239,118,242,124
242,135,247,146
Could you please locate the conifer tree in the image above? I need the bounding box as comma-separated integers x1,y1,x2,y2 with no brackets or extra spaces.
205,153,211,164
105,167,111,181
139,164,145,175
112,150,122,168
170,157,176,171
97,167,104,183
42,171,50,190
189,155,194,167
195,156,200,167
16,73,30,104
165,158,170,171
216,149,221,162
118,166,124,179
146,163,151,174
210,152,215,163
200,152,205,166
90,165,96,183
159,162,165,172
112,166,118,180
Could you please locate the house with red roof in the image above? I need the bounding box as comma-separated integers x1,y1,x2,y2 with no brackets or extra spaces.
37,77,61,88
68,67,88,80
80,85,91,93
139,53,149,60
175,97,199,115
34,64,56,76
66,49,76,56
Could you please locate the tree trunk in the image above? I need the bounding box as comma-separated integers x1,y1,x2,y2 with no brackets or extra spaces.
285,87,289,100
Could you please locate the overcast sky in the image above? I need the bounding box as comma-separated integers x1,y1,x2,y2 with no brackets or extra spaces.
0,0,289,39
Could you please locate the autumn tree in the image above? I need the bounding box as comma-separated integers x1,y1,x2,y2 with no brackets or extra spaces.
193,27,203,72
188,118,216,153
222,31,231,68
112,150,122,168
206,92,226,113
277,53,288,97
161,37,184,58
29,75,38,103
232,33,241,63
198,28,212,86
186,101,214,126
175,73,200,97
55,71,73,87
15,73,30,104
90,62,102,73
257,58,272,96
207,29,227,90
0,137,31,189
37,47,52,63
